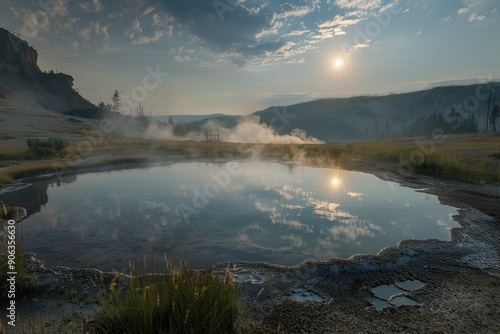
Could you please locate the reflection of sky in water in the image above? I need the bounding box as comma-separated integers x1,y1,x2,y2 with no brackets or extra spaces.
19,162,459,271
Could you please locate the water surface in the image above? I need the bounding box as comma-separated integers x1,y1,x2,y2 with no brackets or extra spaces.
13,161,458,271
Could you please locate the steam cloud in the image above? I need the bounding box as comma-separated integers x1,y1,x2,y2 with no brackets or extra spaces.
139,115,323,144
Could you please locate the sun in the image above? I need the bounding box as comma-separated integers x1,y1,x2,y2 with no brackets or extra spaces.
335,58,344,68
331,177,341,187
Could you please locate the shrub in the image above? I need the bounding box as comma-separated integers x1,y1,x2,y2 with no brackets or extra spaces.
27,137,69,157
489,152,500,159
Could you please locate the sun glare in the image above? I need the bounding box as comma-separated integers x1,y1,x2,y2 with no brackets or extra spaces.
335,58,344,68
331,177,341,187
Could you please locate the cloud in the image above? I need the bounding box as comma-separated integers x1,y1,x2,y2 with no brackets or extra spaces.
175,54,192,62
156,1,274,53
54,17,81,32
457,4,473,15
97,43,121,55
124,19,142,38
70,41,79,51
468,13,486,21
285,29,310,36
312,14,364,40
79,0,105,13
39,0,69,17
79,27,91,40
13,9,51,32
441,16,452,23
285,58,306,64
318,15,365,28
353,43,370,49
131,31,165,45
276,3,314,19
335,0,383,10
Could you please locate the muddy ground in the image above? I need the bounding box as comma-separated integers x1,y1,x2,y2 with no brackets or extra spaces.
1,159,500,333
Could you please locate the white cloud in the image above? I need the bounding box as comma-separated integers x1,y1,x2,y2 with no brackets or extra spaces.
70,41,79,51
142,7,155,16
256,21,283,38
468,13,486,21
16,9,50,32
131,31,165,45
336,0,382,10
40,0,69,17
285,30,310,36
313,14,364,40
79,27,91,40
441,16,452,23
457,5,473,15
175,55,192,62
319,15,365,28
80,0,104,13
277,4,314,19
98,43,121,55
285,58,306,64
353,43,370,49
125,19,142,39
93,22,109,41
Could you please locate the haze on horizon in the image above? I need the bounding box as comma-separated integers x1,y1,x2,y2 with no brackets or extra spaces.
0,0,498,116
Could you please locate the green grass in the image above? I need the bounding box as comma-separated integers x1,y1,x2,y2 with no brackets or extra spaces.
94,257,240,334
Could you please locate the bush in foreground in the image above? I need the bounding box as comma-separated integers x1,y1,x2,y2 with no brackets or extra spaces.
94,257,240,334
26,137,69,157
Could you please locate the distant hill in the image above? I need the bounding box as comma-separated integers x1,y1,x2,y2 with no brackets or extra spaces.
153,113,231,124
0,27,94,112
190,83,499,142
252,84,500,141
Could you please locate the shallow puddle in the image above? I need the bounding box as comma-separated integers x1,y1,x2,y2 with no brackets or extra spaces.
371,284,405,300
369,280,425,309
232,270,263,284
291,287,322,302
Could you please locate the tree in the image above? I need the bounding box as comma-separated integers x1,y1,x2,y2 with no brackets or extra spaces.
111,90,120,114
490,105,499,133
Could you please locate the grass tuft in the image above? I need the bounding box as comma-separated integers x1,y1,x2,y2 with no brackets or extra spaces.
94,256,240,334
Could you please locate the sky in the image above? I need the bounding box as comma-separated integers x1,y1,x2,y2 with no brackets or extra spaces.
0,0,499,115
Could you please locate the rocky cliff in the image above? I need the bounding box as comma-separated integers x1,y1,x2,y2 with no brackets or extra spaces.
0,27,94,112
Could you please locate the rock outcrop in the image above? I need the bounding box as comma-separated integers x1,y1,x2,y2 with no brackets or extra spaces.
0,27,94,112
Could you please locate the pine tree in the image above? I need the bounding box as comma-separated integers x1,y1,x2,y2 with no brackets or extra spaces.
111,90,120,114
490,105,499,133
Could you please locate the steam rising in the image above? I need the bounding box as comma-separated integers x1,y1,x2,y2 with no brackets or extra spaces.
138,115,323,144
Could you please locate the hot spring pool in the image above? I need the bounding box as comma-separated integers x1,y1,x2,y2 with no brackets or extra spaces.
10,161,459,271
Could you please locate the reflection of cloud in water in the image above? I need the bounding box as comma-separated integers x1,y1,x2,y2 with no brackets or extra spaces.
280,234,303,248
254,199,313,233
309,199,340,212
347,192,363,198
328,224,373,244
275,184,313,201
283,220,313,233
282,204,304,210
436,219,455,229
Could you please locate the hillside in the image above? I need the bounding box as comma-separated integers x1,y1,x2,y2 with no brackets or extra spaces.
0,27,94,112
253,83,500,142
